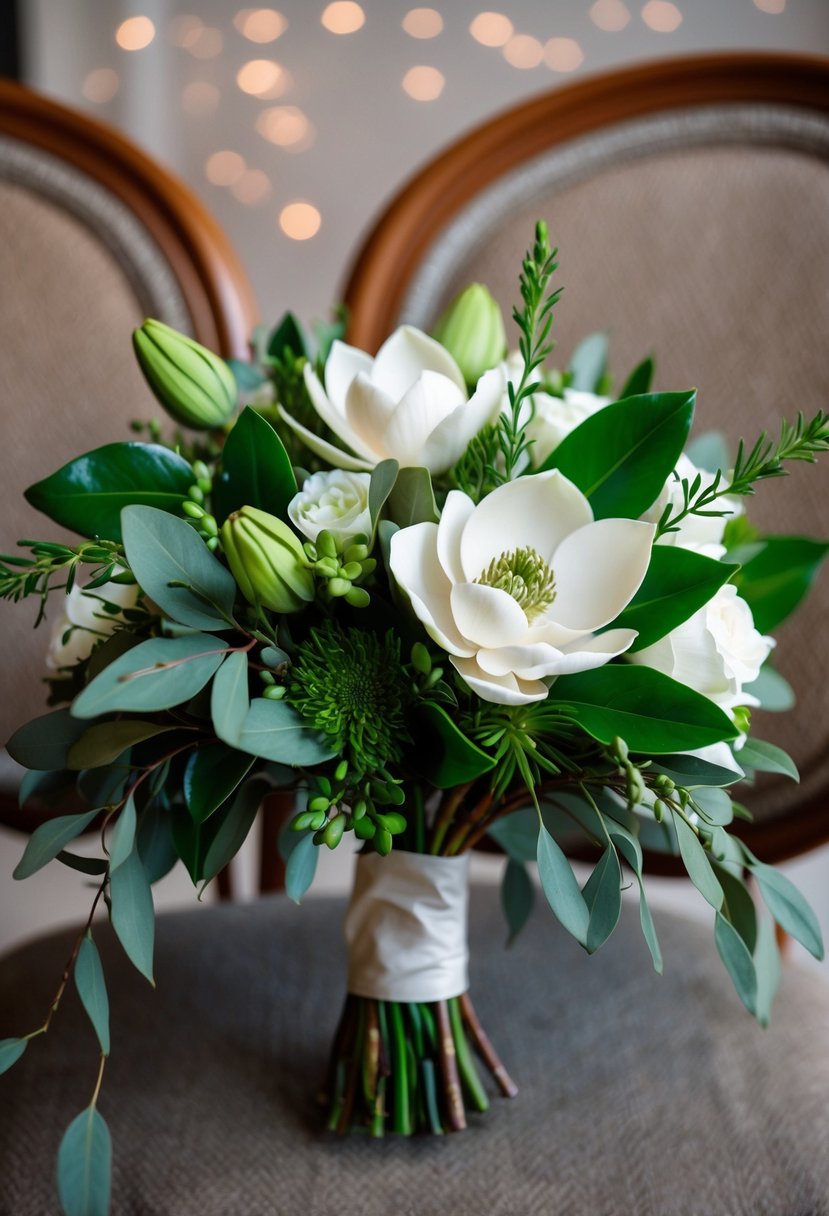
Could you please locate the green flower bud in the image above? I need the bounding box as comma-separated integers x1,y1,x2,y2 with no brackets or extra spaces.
323,813,347,849
132,319,237,431
431,283,507,387
221,505,314,614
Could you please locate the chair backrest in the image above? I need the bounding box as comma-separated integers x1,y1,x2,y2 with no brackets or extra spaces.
343,53,829,865
0,82,257,763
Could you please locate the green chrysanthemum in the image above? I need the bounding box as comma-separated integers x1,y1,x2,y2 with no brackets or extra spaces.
286,623,412,773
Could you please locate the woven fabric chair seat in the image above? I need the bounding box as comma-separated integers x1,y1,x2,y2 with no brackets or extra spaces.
1,887,827,1215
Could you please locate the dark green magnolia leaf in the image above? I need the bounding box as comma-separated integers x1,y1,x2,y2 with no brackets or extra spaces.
738,738,799,782
409,704,496,789
7,709,95,771
651,752,744,787
692,787,734,826
68,721,181,770
748,859,824,960
369,459,399,527
71,633,228,718
672,813,723,911
536,823,589,946
583,844,622,953
715,912,757,1017
108,795,137,872
184,743,255,824
753,911,781,1028
211,651,251,746
568,331,608,392
268,311,308,360
618,355,654,399
57,1106,112,1216
171,805,220,885
74,935,110,1055
57,852,109,876
202,777,271,885
487,809,538,863
501,858,535,945
211,406,297,526
742,665,795,712
109,850,155,982
610,547,738,652
13,808,101,879
235,698,337,766
387,466,439,527
550,666,737,753
25,442,193,542
539,391,695,519
735,536,829,634
0,1038,27,1075
136,800,178,885
284,830,318,904
122,505,237,630
685,429,730,474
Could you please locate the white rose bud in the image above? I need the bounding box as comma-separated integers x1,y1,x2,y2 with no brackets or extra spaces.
288,470,372,547
46,576,140,671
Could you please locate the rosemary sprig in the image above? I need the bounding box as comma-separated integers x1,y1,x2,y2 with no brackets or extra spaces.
0,539,126,625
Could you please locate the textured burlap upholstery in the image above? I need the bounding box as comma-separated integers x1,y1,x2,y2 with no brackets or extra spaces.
1,889,828,1215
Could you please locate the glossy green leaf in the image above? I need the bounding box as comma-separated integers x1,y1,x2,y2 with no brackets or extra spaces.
387,466,439,527
136,800,178,885
369,459,399,527
74,935,110,1055
568,331,608,392
715,912,757,1016
536,823,589,946
749,859,824,960
284,831,318,904
211,650,251,746
202,777,271,885
71,633,228,718
121,505,237,630
583,844,622,953
742,665,795,712
109,849,155,982
409,703,496,789
539,391,695,519
610,547,738,651
7,709,95,771
692,786,734,826
211,406,297,526
236,698,338,766
0,1038,27,1075
13,808,100,879
184,743,254,824
25,442,193,542
501,858,535,945
68,721,181,770
57,1106,112,1216
753,911,781,1028
651,752,744,788
672,813,723,911
618,354,654,399
268,310,308,360
108,795,136,872
58,851,109,876
550,666,737,753
737,738,799,782
685,429,730,474
735,536,829,633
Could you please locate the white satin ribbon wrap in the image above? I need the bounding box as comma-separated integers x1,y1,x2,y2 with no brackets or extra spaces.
344,851,470,1002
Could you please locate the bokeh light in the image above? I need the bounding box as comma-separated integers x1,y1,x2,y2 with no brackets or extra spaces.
182,82,220,116
402,9,444,38
236,9,287,41
205,151,246,186
753,0,785,11
186,26,224,57
279,202,322,240
641,1,683,32
256,106,314,149
402,65,445,100
168,15,204,48
236,59,288,98
81,68,120,104
231,169,272,205
543,37,584,72
502,34,543,69
115,16,155,51
589,0,631,31
321,2,365,34
469,12,513,47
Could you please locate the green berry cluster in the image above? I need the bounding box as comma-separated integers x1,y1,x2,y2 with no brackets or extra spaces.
290,763,407,856
181,461,219,550
302,529,376,608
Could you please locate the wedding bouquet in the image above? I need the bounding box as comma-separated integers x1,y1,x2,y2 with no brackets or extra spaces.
2,224,827,1213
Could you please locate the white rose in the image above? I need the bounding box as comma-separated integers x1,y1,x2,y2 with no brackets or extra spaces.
389,470,653,706
280,327,505,476
644,454,743,558
46,575,140,671
288,469,372,546
628,584,773,712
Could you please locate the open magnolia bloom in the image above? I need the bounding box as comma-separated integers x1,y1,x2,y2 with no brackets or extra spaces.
280,326,505,475
390,470,655,705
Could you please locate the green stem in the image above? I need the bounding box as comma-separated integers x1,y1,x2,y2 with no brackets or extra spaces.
388,1002,412,1135
448,997,489,1113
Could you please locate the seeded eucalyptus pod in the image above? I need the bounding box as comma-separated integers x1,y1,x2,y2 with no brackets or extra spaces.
431,283,507,387
132,318,237,430
221,505,314,613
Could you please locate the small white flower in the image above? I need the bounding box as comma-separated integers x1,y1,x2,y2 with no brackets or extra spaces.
500,352,611,467
389,470,654,706
46,576,140,672
628,584,773,712
644,454,743,558
288,469,372,546
279,326,505,475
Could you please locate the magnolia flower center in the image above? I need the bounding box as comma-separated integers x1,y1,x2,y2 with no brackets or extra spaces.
475,546,556,622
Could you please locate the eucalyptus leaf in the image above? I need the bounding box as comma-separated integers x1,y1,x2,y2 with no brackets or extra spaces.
753,911,781,1028
136,800,179,885
612,831,662,973
211,650,251,747
672,813,723,911
184,743,255,824
236,698,337,766
735,536,829,634
714,864,757,953
501,858,535,945
284,831,318,904
748,859,824,960
737,738,799,782
568,331,608,392
57,1106,112,1216
227,357,268,391
0,1038,27,1075
122,505,237,630
108,795,137,872
742,665,795,712
409,704,496,789
7,709,95,771
109,849,155,982
487,808,538,863
387,466,439,527
584,844,622,953
692,786,734,826
25,442,193,542
211,406,297,525
609,547,738,652
68,721,181,770
651,752,744,788
202,777,270,884
715,912,757,1016
536,823,589,946
74,935,110,1055
369,459,399,527
71,633,228,718
13,808,101,880
57,851,109,876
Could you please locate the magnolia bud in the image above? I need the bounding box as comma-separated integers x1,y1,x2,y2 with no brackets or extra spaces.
221,505,314,614
431,283,507,387
133,319,237,430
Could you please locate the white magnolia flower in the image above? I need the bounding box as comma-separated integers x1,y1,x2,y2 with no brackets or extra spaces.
645,454,742,558
288,469,371,546
389,470,654,706
280,326,505,476
46,576,140,671
628,584,773,712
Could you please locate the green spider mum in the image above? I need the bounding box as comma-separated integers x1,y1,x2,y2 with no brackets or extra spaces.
286,622,412,774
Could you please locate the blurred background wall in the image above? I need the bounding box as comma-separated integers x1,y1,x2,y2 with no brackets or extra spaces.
1,1,828,977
